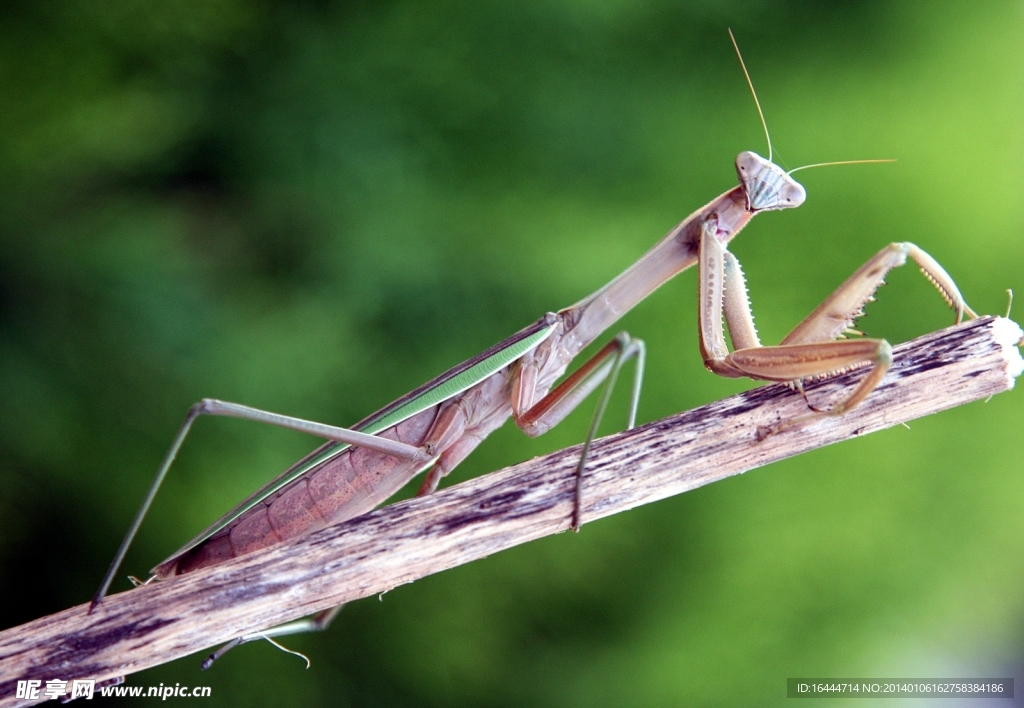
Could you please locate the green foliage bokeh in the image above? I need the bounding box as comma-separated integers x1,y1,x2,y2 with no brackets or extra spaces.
1,1,1021,705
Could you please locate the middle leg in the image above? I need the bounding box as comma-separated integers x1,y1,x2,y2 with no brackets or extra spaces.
513,333,646,531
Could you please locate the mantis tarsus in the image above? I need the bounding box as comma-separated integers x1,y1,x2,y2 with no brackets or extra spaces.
91,31,977,667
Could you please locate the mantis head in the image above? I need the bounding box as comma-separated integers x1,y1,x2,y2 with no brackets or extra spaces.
735,151,806,213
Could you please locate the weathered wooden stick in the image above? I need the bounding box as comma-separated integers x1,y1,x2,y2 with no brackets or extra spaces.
1,316,1021,706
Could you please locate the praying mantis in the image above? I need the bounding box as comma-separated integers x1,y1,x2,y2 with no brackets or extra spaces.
90,31,977,667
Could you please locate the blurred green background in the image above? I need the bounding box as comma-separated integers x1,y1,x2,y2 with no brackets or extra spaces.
1,1,1022,705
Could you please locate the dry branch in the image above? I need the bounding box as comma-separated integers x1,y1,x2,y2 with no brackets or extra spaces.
1,316,1021,706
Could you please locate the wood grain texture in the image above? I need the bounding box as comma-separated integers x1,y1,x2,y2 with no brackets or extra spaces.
1,316,1021,706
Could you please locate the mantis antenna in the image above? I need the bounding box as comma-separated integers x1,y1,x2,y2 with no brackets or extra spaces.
789,158,897,174
729,28,773,161
728,29,895,175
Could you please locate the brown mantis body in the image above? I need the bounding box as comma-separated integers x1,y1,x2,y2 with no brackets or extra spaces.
92,33,976,666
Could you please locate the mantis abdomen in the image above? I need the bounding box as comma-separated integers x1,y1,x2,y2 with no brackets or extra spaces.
154,405,444,578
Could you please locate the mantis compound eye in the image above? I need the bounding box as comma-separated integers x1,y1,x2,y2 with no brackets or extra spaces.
735,151,764,177
779,181,806,208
